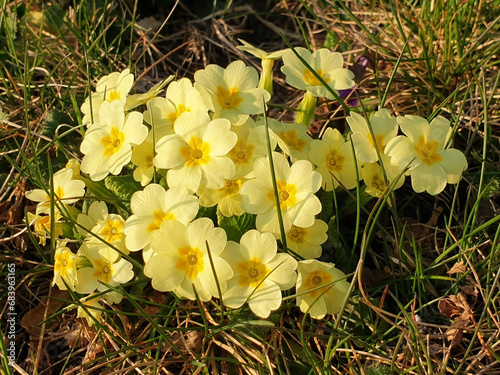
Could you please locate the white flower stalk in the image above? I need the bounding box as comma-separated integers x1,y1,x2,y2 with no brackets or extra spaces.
194,60,271,125
154,110,237,193
80,100,148,181
385,115,468,195
222,230,297,318
240,152,322,235
236,39,285,95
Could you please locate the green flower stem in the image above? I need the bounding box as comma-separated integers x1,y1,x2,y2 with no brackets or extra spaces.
295,90,317,126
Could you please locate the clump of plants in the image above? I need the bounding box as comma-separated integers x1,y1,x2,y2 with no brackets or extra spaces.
25,40,468,325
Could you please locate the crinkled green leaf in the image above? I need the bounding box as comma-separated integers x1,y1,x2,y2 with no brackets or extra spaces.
104,175,142,210
217,211,256,242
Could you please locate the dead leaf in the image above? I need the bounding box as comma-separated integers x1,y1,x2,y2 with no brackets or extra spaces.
438,297,465,320
21,290,69,335
428,343,445,355
447,261,466,275
163,330,204,356
445,320,469,347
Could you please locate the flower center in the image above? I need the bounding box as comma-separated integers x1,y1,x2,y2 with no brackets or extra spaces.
267,180,298,210
55,252,73,277
176,246,204,280
304,270,333,298
180,136,211,167
370,174,386,191
368,133,385,152
279,130,307,152
415,136,443,166
43,186,66,208
326,149,345,172
229,140,255,165
237,258,269,288
147,211,176,233
312,275,322,285
167,103,189,125
303,69,329,86
222,179,241,195
102,127,125,156
288,226,306,244
93,259,113,283
108,90,121,102
216,86,243,109
100,220,124,243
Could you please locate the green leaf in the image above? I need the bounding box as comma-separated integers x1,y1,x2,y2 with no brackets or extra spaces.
3,12,18,39
104,174,142,211
44,108,71,137
217,212,256,242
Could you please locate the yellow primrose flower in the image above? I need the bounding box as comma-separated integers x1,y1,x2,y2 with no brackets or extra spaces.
81,69,134,126
76,243,134,303
82,213,128,257
362,154,405,199
240,152,322,235
53,241,79,291
347,109,398,163
236,39,285,95
76,201,108,236
281,47,355,100
26,212,63,246
76,295,103,327
296,259,350,319
265,118,312,162
385,115,468,195
124,75,174,110
197,178,247,217
222,230,297,318
143,77,208,136
154,110,237,193
80,100,148,181
65,158,81,178
194,60,271,125
123,184,199,251
285,219,329,259
229,118,277,178
309,128,359,191
25,168,86,215
131,131,155,186
144,218,233,301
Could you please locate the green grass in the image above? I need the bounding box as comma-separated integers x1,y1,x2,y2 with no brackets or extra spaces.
1,0,499,374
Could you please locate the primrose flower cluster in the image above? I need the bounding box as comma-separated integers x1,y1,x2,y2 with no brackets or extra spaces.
25,41,467,324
